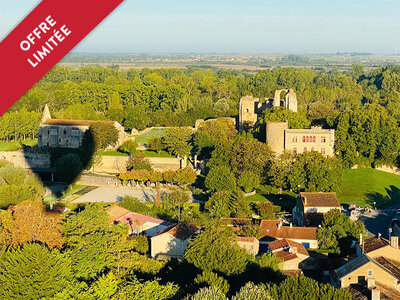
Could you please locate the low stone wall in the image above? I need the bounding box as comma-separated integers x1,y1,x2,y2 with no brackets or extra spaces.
0,151,50,169
374,165,400,176
76,173,120,186
352,165,400,176
95,155,182,174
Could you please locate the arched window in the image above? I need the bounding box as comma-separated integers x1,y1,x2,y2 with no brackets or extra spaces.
321,136,326,143
302,136,305,142
313,136,316,143
303,147,307,153
311,147,314,152
305,136,309,143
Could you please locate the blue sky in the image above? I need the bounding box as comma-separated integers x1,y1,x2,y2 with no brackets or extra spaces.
1,0,400,54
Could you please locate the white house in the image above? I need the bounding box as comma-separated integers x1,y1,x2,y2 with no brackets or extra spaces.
150,222,200,259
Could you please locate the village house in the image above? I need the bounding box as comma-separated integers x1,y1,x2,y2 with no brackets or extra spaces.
236,236,260,256
38,104,126,148
293,192,341,226
259,219,318,249
357,235,400,263
331,254,400,295
331,235,400,298
107,206,175,237
150,222,200,259
268,238,310,271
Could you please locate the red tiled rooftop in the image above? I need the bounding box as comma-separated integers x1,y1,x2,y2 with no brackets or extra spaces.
300,192,340,208
107,206,131,223
153,222,200,241
259,220,317,240
237,236,257,243
107,205,174,231
269,238,309,257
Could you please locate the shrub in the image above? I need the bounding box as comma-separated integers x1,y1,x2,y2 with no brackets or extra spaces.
119,140,138,155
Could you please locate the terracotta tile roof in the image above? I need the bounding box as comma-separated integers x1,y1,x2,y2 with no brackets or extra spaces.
275,251,298,261
237,236,257,243
268,238,309,257
107,206,131,223
42,119,95,126
300,192,340,208
363,237,389,253
107,206,174,231
374,256,400,280
153,222,200,241
259,220,317,240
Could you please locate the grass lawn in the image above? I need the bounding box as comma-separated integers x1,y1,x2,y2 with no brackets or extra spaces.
135,128,166,145
102,150,174,158
337,168,400,209
0,140,38,151
246,193,297,212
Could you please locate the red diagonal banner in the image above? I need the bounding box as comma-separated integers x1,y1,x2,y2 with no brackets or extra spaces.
0,0,124,115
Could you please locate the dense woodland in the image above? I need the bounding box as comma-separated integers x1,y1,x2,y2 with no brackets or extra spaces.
1,65,400,167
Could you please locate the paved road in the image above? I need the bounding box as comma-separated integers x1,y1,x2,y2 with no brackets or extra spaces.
71,187,158,203
360,203,400,238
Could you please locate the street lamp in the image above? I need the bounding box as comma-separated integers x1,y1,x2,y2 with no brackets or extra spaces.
374,201,376,210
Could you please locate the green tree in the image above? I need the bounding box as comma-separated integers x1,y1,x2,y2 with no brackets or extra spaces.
162,127,192,158
126,152,152,172
147,137,163,154
119,139,138,155
0,244,73,300
317,209,366,254
205,166,237,193
266,276,352,300
185,225,250,276
263,107,311,129
232,282,272,300
191,286,228,300
89,121,119,149
194,271,230,295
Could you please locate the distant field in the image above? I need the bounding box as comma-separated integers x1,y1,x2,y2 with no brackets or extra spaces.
0,140,38,151
337,169,400,209
135,128,166,145
102,150,173,158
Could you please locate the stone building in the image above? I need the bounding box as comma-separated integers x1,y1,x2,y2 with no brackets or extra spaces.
266,121,335,156
236,236,260,256
38,104,126,148
293,192,341,226
259,219,318,249
238,89,298,129
268,238,310,271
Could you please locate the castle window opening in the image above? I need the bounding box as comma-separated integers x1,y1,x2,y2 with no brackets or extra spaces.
303,136,305,142
321,148,325,155
303,147,307,153
293,148,297,154
321,136,326,143
312,136,316,142
292,136,297,143
311,147,314,152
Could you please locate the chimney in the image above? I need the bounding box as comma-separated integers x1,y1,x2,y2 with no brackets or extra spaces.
290,222,293,228
277,221,281,229
289,246,297,254
378,233,381,240
391,236,399,249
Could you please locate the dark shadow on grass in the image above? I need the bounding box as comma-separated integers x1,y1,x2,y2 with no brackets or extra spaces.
365,185,400,209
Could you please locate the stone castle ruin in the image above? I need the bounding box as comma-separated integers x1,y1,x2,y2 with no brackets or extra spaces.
239,89,298,129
